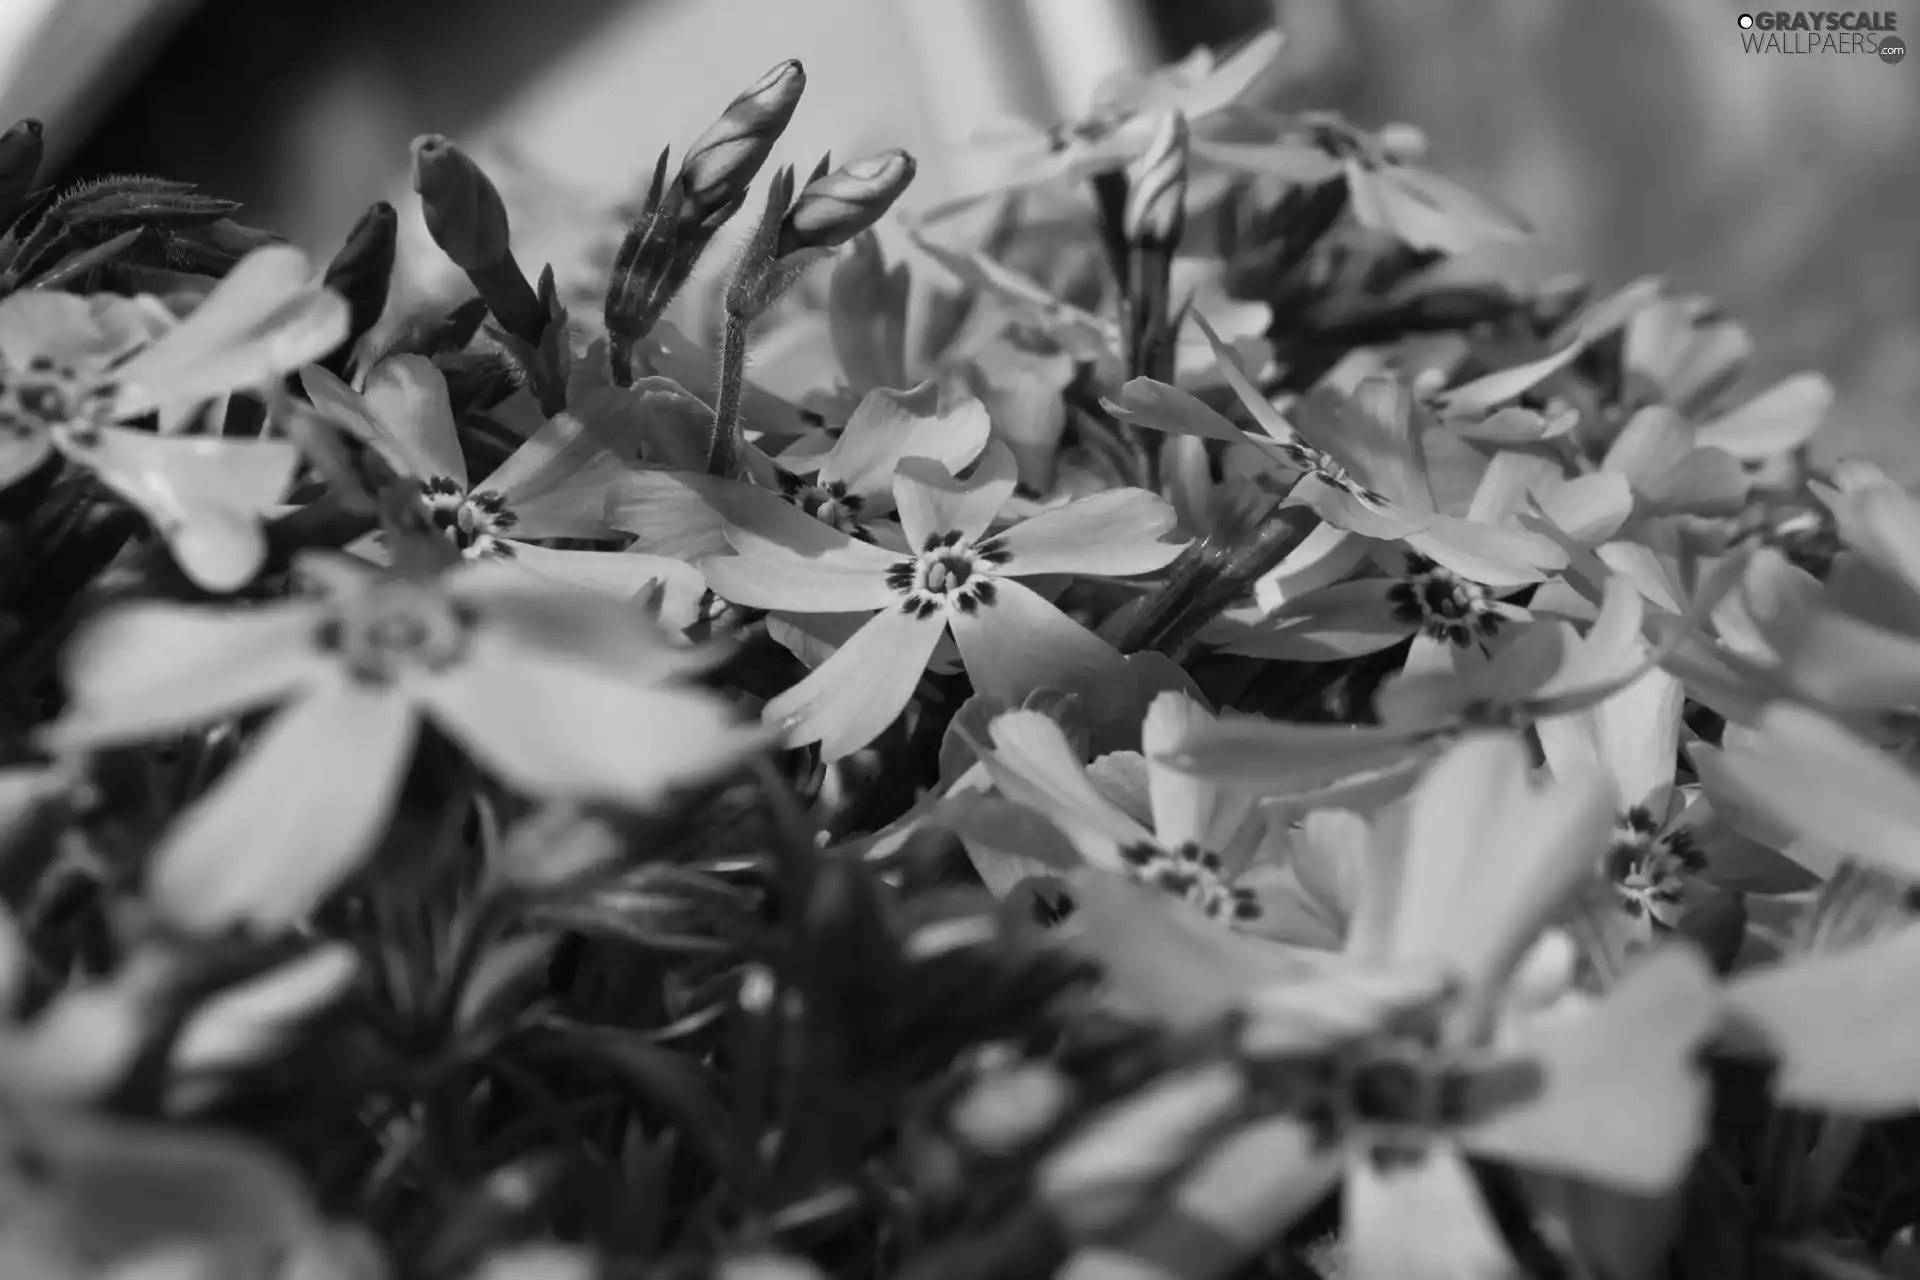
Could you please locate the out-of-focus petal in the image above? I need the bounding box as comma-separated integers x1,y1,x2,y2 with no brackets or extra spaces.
1729,924,1920,1113
499,543,708,633
423,632,764,804
1462,946,1717,1189
1695,372,1830,459
1344,1147,1515,1280
46,602,324,748
1390,733,1613,1013
72,426,298,592
1711,702,1920,884
112,246,347,429
148,683,417,933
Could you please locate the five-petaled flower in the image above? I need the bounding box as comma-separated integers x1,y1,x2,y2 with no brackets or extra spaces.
41,553,765,934
0,246,349,590
698,441,1187,760
301,354,708,627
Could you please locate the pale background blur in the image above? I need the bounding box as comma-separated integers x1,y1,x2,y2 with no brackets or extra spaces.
2,0,1916,472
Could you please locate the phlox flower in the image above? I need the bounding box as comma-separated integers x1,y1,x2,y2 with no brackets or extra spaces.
1170,573,1658,805
1110,320,1569,590
605,380,991,565
0,246,349,590
953,693,1351,947
1535,638,1814,976
1048,733,1720,1280
1621,290,1832,466
698,441,1187,760
921,31,1286,222
301,354,708,628
41,553,765,934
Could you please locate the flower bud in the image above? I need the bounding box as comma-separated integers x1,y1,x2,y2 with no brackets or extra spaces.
322,202,397,365
0,117,44,223
1123,111,1189,248
775,149,917,258
410,134,511,271
678,60,806,231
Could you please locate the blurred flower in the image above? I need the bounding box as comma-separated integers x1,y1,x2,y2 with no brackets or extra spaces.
42,553,764,933
699,442,1185,760
1048,734,1719,1279
302,354,707,629
925,32,1288,222
0,247,349,589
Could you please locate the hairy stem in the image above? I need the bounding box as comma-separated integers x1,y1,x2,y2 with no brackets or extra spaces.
705,307,752,476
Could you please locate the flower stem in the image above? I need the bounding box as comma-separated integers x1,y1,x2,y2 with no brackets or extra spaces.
1116,502,1319,658
705,306,752,476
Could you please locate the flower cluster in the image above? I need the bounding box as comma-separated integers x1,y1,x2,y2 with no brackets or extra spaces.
0,25,1911,1280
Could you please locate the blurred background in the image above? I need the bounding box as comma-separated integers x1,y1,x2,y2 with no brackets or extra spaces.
0,0,1915,471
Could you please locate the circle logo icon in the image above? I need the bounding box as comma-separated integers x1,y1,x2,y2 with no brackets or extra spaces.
1882,36,1908,64
1738,13,1755,28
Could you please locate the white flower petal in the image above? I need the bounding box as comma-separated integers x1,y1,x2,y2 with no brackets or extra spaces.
113,246,347,429
1391,732,1613,1006
499,543,708,633
1102,378,1257,445
1165,717,1433,797
1344,1147,1514,1280
448,561,719,683
821,382,991,501
1222,578,1413,662
74,426,299,592
976,710,1153,864
602,468,735,561
997,488,1187,578
1462,946,1717,1190
1139,691,1241,853
699,544,896,613
423,633,763,804
1432,343,1582,419
951,576,1130,714
150,683,417,934
1403,514,1568,588
47,601,323,748
355,355,465,484
480,397,649,538
1533,472,1634,545
1695,372,1830,458
1065,871,1336,1036
1711,702,1920,884
1729,924,1920,1114
763,606,946,761
892,440,1018,547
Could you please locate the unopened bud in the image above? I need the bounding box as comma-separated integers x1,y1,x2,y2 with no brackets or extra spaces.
322,202,397,362
410,134,511,271
1123,111,1189,248
0,117,43,223
775,149,916,258
679,60,806,231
